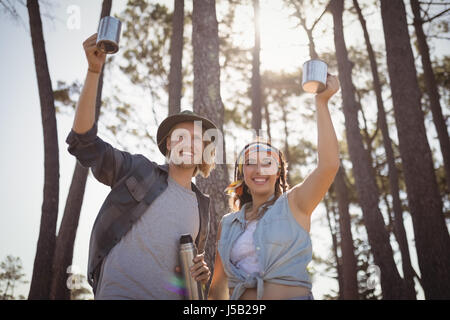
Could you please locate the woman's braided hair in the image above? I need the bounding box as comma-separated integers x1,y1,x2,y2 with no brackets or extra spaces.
229,140,290,220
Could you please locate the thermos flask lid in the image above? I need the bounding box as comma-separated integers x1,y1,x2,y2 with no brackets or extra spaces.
180,234,193,244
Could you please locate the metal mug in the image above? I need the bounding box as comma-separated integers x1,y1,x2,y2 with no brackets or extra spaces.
96,16,122,54
302,59,328,93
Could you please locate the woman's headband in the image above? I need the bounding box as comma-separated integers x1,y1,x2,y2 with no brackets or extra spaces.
224,142,281,195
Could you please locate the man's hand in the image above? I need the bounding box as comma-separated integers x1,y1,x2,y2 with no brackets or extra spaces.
316,73,340,104
190,253,211,285
175,253,211,285
83,33,106,73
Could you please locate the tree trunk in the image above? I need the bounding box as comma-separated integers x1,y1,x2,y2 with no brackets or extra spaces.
27,0,60,300
329,0,407,299
263,102,272,141
410,0,450,194
192,0,229,294
280,104,292,185
380,0,450,299
168,0,184,115
49,163,88,300
49,0,112,300
324,196,344,299
306,28,319,60
333,165,359,299
251,0,262,132
353,0,417,299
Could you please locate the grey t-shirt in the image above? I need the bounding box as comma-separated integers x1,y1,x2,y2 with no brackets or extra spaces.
95,175,199,300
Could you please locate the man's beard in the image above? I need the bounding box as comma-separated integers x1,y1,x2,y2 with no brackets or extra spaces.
173,162,197,170
169,150,201,170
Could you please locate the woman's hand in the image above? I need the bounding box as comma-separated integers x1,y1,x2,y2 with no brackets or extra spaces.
83,33,106,73
316,73,340,103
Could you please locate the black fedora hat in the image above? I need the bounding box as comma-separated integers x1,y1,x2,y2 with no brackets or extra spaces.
156,110,218,156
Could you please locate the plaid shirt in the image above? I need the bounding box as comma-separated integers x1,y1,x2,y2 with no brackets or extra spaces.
65,124,211,294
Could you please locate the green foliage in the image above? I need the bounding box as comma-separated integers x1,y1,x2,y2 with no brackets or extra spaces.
0,255,28,300
354,238,379,300
53,80,82,115
432,55,450,90
417,55,450,108
435,19,449,34
262,70,303,97
69,274,93,300
119,1,173,95
217,0,253,129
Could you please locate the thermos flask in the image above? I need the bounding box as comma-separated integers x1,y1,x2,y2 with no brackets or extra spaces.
302,59,328,93
96,16,122,54
179,234,204,300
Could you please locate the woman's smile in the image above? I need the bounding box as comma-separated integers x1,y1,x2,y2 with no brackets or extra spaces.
252,177,269,185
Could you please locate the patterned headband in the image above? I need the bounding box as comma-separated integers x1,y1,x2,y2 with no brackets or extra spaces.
224,142,281,195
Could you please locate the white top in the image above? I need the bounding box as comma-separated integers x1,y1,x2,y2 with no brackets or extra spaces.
230,220,260,274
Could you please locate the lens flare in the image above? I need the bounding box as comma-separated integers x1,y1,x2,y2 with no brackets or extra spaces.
164,274,186,297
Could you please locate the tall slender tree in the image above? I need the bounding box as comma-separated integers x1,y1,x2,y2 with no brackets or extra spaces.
280,102,292,184
380,0,450,299
49,0,112,300
168,0,184,115
192,0,229,293
329,0,410,299
410,0,450,194
251,0,262,132
333,164,359,299
352,0,417,298
27,0,59,300
263,102,271,141
323,195,344,299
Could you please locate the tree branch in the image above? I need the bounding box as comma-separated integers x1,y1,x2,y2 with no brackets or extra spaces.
419,1,450,5
427,35,450,40
422,7,450,23
311,0,331,30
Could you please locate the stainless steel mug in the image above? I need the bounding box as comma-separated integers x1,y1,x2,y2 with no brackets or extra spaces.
96,16,121,54
179,234,204,300
302,59,328,93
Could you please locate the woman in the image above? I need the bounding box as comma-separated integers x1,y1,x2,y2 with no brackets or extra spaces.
208,74,340,300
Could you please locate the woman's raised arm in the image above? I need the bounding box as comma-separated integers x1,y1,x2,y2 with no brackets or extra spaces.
288,74,340,217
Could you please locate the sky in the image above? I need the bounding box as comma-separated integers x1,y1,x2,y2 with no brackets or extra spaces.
0,0,124,299
0,0,448,300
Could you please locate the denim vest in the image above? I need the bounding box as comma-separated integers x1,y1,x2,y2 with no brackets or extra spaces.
218,192,312,300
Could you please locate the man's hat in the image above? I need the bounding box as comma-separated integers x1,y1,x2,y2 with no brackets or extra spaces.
156,110,218,156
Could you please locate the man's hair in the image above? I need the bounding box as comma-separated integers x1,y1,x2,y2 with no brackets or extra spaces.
164,125,216,178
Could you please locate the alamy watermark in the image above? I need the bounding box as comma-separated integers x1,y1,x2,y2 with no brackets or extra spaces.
366,264,381,290
167,121,279,173
66,265,83,290
67,5,81,30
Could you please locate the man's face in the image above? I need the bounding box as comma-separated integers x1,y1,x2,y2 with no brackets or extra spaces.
166,121,204,169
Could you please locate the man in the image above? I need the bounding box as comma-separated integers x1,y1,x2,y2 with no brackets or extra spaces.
66,33,214,299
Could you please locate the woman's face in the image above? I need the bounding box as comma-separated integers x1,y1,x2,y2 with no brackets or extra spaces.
243,151,280,197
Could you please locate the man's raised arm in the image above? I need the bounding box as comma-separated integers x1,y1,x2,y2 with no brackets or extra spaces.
66,33,133,188
72,33,105,133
